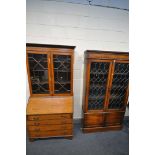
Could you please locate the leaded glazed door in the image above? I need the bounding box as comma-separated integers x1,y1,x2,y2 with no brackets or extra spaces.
85,59,113,112
106,60,129,111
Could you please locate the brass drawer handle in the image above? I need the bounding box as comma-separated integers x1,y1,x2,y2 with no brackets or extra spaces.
61,115,67,118
33,117,39,121
61,115,71,118
34,122,40,126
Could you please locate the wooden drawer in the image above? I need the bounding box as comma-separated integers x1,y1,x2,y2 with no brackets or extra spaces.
29,130,72,138
27,114,72,121
84,113,104,127
28,124,73,131
27,119,72,126
105,112,125,126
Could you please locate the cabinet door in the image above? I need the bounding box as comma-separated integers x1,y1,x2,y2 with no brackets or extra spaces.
52,54,73,95
85,60,112,112
27,53,51,95
107,61,129,110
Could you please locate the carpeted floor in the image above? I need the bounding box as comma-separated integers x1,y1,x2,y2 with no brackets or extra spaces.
26,119,129,155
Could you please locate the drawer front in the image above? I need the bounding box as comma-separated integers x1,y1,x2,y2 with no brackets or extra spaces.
29,130,72,138
28,124,73,131
27,114,72,121
27,119,72,126
84,113,104,127
105,112,125,126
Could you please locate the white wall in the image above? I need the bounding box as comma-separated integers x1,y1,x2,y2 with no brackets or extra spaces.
26,0,129,118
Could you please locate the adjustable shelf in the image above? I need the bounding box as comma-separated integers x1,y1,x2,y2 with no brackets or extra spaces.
53,60,71,63
90,72,108,75
54,81,71,84
113,73,129,75
54,69,71,72
89,84,106,88
88,96,105,100
32,81,49,85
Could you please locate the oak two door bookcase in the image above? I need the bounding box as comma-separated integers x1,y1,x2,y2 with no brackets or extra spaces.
82,51,129,133
26,44,75,141
27,44,74,96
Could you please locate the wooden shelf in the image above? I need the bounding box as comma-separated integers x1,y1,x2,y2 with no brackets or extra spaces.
55,81,70,84
112,85,126,88
53,60,70,63
55,90,71,93
32,69,48,72
114,73,128,75
89,84,106,88
88,96,104,100
29,60,48,62
110,95,124,99
54,69,71,72
90,72,108,75
32,81,48,85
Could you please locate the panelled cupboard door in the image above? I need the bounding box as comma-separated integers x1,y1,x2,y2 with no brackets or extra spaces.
85,59,113,112
27,52,51,95
51,53,73,96
107,60,129,111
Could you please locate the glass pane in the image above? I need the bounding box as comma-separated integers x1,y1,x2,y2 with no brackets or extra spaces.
108,63,129,109
28,53,49,94
53,55,71,94
88,62,110,110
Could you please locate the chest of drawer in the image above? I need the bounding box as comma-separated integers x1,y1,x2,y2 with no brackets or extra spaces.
29,130,72,138
27,114,72,121
27,119,72,126
28,124,73,131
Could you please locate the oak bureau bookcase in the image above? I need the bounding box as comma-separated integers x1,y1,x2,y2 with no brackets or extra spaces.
26,43,75,141
82,51,129,133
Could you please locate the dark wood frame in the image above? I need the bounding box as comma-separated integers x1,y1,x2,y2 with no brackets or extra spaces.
26,44,75,97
